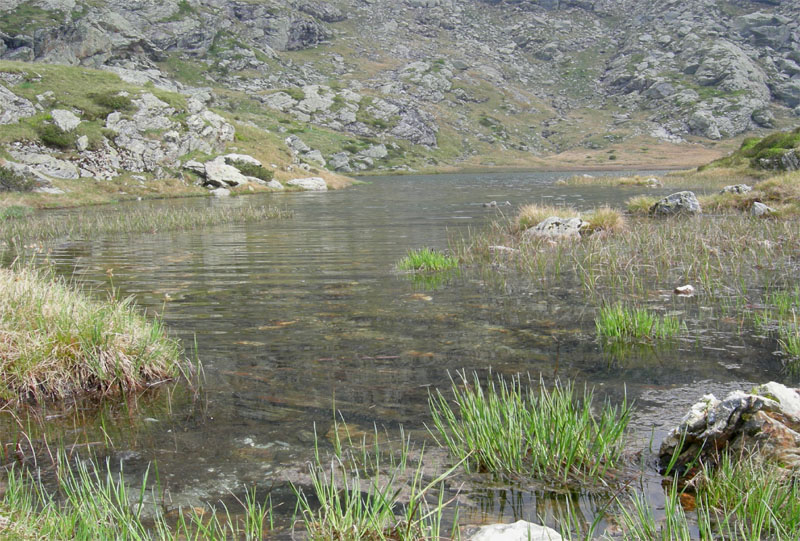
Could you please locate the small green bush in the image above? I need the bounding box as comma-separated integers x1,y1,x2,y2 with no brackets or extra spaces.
38,123,77,149
0,166,34,192
90,91,134,112
284,87,306,101
224,158,274,182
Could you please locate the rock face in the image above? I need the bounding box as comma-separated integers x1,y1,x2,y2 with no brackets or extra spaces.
2,0,797,166
524,216,588,240
468,520,563,541
658,382,800,478
757,149,800,171
650,191,702,216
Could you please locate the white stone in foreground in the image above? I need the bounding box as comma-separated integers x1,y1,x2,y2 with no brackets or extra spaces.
287,177,328,191
468,520,563,541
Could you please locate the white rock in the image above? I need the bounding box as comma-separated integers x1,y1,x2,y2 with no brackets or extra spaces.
183,160,206,174
301,149,326,166
469,520,563,541
76,135,89,152
210,187,230,197
51,109,81,132
223,153,262,167
0,85,36,124
287,177,327,191
751,201,776,217
674,284,695,296
524,216,588,240
204,157,249,187
266,179,284,190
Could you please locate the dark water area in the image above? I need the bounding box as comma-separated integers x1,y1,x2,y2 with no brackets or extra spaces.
6,170,784,535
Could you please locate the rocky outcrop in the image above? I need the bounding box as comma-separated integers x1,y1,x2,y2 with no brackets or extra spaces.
659,382,800,478
757,149,800,171
0,84,35,124
523,216,588,240
287,177,327,191
650,191,702,216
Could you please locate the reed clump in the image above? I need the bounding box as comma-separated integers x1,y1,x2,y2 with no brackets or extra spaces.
429,372,632,489
0,451,273,539
397,247,459,272
595,303,684,344
0,265,184,405
515,203,580,231
584,206,626,234
625,195,658,215
0,202,291,246
618,454,800,540
293,420,458,541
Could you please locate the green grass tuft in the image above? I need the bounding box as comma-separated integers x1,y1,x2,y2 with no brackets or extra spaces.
595,303,684,344
397,247,459,272
0,265,185,405
429,371,632,488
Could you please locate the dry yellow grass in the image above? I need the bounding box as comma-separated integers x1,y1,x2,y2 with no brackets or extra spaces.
585,206,627,234
0,266,184,405
515,203,580,231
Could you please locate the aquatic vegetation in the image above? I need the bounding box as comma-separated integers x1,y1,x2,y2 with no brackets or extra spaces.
428,372,632,488
584,205,626,234
753,287,800,372
456,213,799,304
618,454,800,540
397,247,459,272
0,202,292,246
595,303,683,344
293,420,459,541
515,203,579,231
625,195,658,215
0,265,185,405
0,452,273,539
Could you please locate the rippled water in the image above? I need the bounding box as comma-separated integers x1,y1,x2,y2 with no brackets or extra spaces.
10,171,786,535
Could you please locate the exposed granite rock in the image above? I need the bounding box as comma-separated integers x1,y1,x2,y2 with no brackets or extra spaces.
0,84,35,124
720,184,752,194
50,109,81,132
287,177,327,191
523,216,588,240
650,191,702,216
659,382,800,479
751,201,776,216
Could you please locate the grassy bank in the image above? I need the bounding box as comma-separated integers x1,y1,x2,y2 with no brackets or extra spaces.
0,266,186,405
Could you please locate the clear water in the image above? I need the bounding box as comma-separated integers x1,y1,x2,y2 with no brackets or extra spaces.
7,171,785,536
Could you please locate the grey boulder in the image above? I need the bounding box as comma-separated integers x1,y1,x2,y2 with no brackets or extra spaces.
650,191,702,216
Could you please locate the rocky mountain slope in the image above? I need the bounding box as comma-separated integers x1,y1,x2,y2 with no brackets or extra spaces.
1,0,799,175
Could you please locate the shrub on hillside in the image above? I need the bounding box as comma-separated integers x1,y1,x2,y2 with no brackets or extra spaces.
224,158,274,182
37,123,77,149
0,166,34,192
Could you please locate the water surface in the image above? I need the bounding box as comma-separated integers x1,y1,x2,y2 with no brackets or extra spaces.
15,170,783,534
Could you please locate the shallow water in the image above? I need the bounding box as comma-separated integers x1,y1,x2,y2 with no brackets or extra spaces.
8,170,788,536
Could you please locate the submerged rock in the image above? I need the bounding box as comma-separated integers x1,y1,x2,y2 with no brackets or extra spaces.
467,520,563,541
650,191,702,216
524,216,588,240
658,382,800,479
